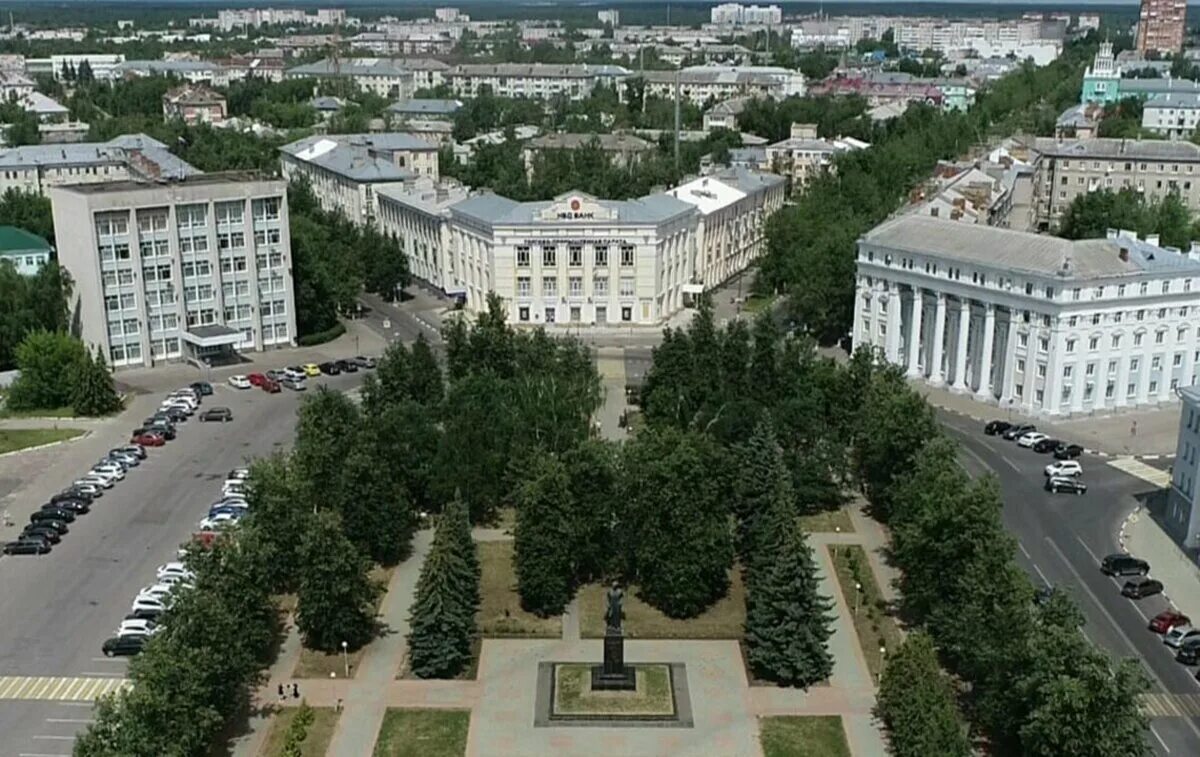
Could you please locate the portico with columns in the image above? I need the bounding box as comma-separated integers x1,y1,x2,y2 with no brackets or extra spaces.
853,215,1200,417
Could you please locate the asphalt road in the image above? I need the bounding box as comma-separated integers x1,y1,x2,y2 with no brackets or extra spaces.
0,370,365,756
940,410,1200,756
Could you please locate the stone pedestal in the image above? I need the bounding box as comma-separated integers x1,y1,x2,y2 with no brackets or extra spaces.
591,632,635,690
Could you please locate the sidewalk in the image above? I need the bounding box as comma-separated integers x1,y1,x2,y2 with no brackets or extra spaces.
1125,505,1200,623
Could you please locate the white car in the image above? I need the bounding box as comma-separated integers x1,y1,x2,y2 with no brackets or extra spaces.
131,596,168,613
229,375,252,390
137,584,175,601
76,474,114,489
68,482,103,497
116,619,160,637
283,367,306,382
1164,625,1200,649
222,484,246,499
91,463,125,481
156,562,194,581
1017,432,1049,448
199,512,242,531
160,400,194,415
1044,460,1083,478
228,467,250,481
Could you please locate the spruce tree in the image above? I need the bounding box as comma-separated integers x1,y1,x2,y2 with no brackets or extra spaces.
444,493,480,613
295,511,380,652
407,505,477,678
70,347,122,416
513,456,575,616
744,510,834,687
745,488,797,598
877,633,971,757
408,333,444,407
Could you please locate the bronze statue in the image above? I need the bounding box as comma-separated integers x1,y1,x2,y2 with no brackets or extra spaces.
604,580,624,634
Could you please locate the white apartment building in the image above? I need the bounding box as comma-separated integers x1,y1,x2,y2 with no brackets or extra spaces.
285,58,414,98
191,8,346,32
855,215,1200,417
111,59,226,85
598,9,621,27
710,4,782,26
1142,93,1200,139
49,173,295,370
642,65,804,105
25,54,125,81
445,64,632,101
790,16,889,49
0,135,198,197
1167,386,1200,547
764,124,869,187
280,133,439,225
376,170,783,327
0,70,34,99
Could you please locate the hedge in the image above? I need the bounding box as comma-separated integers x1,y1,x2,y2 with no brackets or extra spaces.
296,322,346,347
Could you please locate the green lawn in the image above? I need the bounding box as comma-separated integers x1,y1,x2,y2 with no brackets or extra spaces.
796,508,855,534
827,544,904,681
578,568,746,639
478,540,562,637
743,293,778,314
259,706,339,757
553,663,674,716
759,715,851,757
0,404,78,419
372,709,470,757
0,428,84,454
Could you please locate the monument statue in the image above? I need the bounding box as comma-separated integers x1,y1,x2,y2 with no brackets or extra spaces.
604,581,624,634
593,580,635,690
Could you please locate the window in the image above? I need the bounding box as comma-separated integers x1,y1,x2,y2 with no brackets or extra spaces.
1066,338,1076,353
570,306,581,322
620,245,635,267
1039,337,1049,352
1086,363,1096,376
1152,356,1162,370
1045,286,1055,299
1072,288,1081,300
1089,336,1099,351
518,306,530,322
621,306,632,322
594,245,608,267
542,245,556,267
1131,358,1140,371
1068,316,1077,327
1156,331,1165,344
1134,333,1144,346
1175,353,1184,367
568,245,582,267
595,306,607,324
569,276,583,297
1064,366,1073,379
542,276,557,297
1037,364,1047,378
1017,359,1026,372
1162,281,1171,294
1108,359,1118,374
1106,382,1115,399
1140,282,1149,295
1019,333,1028,347
516,245,530,267
1150,380,1159,394
1137,309,1145,321
1025,282,1034,295
1118,284,1126,296
1128,383,1137,397
594,276,608,295
544,306,556,323
516,276,531,297
619,277,635,297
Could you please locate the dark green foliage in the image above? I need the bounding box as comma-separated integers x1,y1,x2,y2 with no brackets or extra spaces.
295,511,380,652
0,254,72,370
513,455,576,616
730,421,792,561
744,498,834,687
443,496,481,612
242,455,311,593
620,427,733,618
408,334,444,407
5,330,86,410
69,346,122,416
877,633,971,757
407,501,479,679
1058,188,1199,248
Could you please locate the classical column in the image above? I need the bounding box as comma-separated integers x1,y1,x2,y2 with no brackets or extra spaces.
851,279,868,350
975,303,996,400
951,298,971,392
929,293,947,385
885,282,902,364
999,314,1017,404
906,286,924,377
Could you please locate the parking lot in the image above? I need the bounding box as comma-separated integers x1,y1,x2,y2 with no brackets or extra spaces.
0,367,366,756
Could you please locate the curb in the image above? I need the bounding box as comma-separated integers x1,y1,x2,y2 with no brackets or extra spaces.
1119,504,1183,614
0,429,93,460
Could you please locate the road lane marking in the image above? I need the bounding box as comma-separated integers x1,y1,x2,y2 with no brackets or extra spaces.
1108,457,1172,488
998,453,1020,472
1031,562,1050,586
45,718,92,724
1141,693,1200,718
1018,541,1032,559
1151,723,1171,753
31,736,74,741
1074,535,1102,564
0,676,131,701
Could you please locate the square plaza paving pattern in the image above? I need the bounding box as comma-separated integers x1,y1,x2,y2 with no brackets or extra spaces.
471,640,758,756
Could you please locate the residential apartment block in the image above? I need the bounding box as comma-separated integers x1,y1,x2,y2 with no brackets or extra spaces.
50,173,295,370
444,63,631,101
285,58,414,98
641,65,805,105
1167,386,1200,547
710,4,782,26
1136,0,1187,55
162,84,227,126
764,124,869,187
854,215,1200,417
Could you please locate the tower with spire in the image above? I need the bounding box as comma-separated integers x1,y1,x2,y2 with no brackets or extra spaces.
1081,42,1122,105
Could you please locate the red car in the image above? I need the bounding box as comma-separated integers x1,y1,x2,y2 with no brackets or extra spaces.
132,431,165,447
1150,610,1191,634
261,378,281,393
248,372,267,387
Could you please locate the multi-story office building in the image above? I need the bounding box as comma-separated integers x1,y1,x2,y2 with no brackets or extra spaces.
24,54,125,81
285,58,414,98
445,63,631,101
854,215,1200,417
597,9,621,28
1166,386,1200,547
112,59,226,85
279,133,439,224
710,4,782,26
1030,137,1200,227
0,135,198,197
375,169,783,327
50,173,295,370
1136,0,1187,55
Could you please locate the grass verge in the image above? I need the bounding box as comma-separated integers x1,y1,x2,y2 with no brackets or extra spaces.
827,544,903,681
553,663,674,716
759,715,851,757
292,565,394,679
259,706,339,757
478,540,562,637
796,508,855,534
373,708,470,757
0,428,84,454
578,568,745,639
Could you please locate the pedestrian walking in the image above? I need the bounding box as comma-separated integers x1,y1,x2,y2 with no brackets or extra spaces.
336,698,343,712
292,682,299,699
277,683,285,702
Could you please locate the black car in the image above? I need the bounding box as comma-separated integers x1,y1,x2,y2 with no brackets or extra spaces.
138,422,176,440
101,635,146,657
984,420,1013,436
31,507,75,524
353,355,376,369
318,361,341,375
1002,423,1036,440
125,608,163,622
1122,578,1164,599
3,537,51,555
190,381,214,396
25,516,67,534
44,499,89,515
22,525,61,544
335,359,358,373
1032,437,1062,453
1101,553,1150,576
1176,639,1200,665
160,406,188,423
1045,477,1087,495
51,489,94,505
1054,443,1084,460
199,407,233,422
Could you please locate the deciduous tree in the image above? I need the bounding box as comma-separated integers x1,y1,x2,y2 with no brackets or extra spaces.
295,511,380,652
877,633,971,757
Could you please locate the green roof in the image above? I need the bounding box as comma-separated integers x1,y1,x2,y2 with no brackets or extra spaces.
0,226,52,256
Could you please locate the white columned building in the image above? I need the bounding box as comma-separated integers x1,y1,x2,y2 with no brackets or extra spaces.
854,215,1200,417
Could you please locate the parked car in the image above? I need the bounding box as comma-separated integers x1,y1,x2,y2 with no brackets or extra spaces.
1002,424,1037,440
248,372,267,387
74,474,113,490
3,537,51,555
1054,443,1085,460
101,635,146,657
98,456,133,472
43,500,88,515
190,381,213,396
1018,431,1050,448
318,361,341,376
335,359,358,373
229,374,252,390
1044,460,1083,478
266,369,287,382
353,355,376,369
200,407,233,422
199,511,243,531
984,420,1012,436
261,378,281,394
106,450,139,467
1176,639,1200,665
28,517,68,534
21,525,61,544
1151,610,1192,634
281,377,307,392
1032,437,1062,453
132,431,166,447
147,422,177,439
116,443,147,459
51,489,94,505
228,467,250,481
125,608,162,622
302,363,321,377
1164,625,1200,649
284,366,306,381
156,562,194,581
89,465,124,482
130,595,168,614
156,406,188,423
1101,554,1150,577
33,506,76,523
1122,577,1164,599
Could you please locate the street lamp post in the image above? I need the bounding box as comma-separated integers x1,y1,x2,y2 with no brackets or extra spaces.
878,644,887,682
341,640,349,678
854,582,862,617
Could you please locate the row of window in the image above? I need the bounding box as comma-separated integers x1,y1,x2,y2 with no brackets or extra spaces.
1017,351,1194,381
516,304,635,324
516,275,637,299
1058,159,1198,173
1014,377,1182,405
515,243,637,269
861,261,1195,300
1017,326,1200,353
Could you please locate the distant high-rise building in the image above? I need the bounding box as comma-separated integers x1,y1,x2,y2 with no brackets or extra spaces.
1136,0,1187,55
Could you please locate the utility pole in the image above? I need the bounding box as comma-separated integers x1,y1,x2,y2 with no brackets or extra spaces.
673,68,680,174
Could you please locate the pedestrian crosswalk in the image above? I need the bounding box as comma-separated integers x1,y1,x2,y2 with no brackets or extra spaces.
1107,456,1172,488
0,676,130,701
1140,693,1200,717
